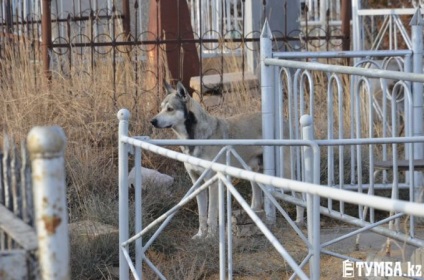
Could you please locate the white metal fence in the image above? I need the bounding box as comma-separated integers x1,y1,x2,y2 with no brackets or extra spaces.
118,113,424,279
117,10,424,279
352,0,424,51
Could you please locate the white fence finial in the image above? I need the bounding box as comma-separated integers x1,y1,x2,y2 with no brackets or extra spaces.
260,19,273,39
27,126,69,280
299,114,313,129
117,108,131,121
27,126,66,158
410,8,424,26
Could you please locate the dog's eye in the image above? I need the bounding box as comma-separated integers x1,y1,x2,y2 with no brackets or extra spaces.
167,107,174,112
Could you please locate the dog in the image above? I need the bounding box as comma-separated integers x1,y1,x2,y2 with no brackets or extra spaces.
151,81,300,238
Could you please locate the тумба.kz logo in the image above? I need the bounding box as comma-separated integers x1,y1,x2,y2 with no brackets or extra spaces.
342,259,422,278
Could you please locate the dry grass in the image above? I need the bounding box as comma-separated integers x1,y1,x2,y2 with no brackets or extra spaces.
0,40,181,278
0,40,271,279
0,37,407,279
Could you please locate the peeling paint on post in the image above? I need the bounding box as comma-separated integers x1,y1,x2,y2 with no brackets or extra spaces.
27,126,69,280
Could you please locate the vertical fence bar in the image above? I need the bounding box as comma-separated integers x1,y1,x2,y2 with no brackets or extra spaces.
10,142,20,218
27,126,69,280
3,136,11,211
118,109,131,280
274,66,282,179
218,177,226,280
134,146,142,279
260,19,276,224
351,0,361,65
2,137,10,250
226,148,233,280
410,9,424,203
20,142,29,225
300,115,320,280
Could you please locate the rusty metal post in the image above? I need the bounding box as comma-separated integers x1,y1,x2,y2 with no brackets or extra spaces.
5,0,13,32
41,0,52,81
341,0,351,51
147,0,199,93
122,0,131,39
28,126,69,280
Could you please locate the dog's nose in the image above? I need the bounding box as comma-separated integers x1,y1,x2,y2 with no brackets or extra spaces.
151,118,158,127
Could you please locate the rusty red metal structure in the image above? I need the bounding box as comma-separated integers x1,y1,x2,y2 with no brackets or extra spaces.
147,0,200,93
41,0,52,81
341,0,352,51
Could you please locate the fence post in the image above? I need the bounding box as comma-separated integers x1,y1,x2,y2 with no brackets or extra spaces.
41,0,52,81
260,19,276,224
410,9,424,203
27,126,69,280
300,115,320,280
117,109,130,280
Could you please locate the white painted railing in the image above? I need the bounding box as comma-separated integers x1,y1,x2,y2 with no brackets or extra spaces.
119,12,424,279
260,11,424,267
116,8,424,280
118,109,424,279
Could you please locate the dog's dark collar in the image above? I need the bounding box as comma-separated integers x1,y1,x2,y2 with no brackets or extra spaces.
184,111,197,153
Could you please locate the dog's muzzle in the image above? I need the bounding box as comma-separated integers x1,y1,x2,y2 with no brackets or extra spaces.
150,118,171,128
150,118,159,127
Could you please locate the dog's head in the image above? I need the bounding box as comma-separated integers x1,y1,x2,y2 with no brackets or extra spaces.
150,81,191,129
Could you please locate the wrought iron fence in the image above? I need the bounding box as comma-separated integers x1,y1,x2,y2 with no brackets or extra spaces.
0,0,349,104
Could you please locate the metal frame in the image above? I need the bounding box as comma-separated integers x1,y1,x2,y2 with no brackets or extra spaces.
116,7,424,280
118,110,424,279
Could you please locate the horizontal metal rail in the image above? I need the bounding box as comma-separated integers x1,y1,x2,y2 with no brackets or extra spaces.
264,58,424,83
357,8,424,16
272,50,412,59
140,136,424,147
274,191,424,247
121,136,424,218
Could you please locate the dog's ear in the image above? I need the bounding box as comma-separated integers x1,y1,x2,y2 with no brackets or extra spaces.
176,81,189,101
163,80,174,94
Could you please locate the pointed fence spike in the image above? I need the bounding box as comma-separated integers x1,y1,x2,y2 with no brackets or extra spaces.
410,8,423,26
260,19,273,39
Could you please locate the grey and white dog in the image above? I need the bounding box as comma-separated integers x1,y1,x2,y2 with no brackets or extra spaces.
151,81,300,238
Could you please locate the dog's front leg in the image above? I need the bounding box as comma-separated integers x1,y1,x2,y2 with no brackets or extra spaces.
206,181,219,238
193,189,208,239
187,169,209,239
294,192,305,227
250,182,263,211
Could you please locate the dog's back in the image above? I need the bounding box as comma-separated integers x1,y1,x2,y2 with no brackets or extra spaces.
226,112,262,140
